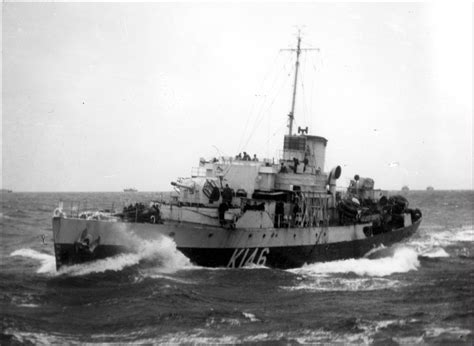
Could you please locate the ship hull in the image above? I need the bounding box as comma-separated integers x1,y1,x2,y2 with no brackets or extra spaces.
52,216,421,270
180,221,419,268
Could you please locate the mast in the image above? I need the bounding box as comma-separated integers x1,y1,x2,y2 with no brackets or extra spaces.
281,31,319,136
288,34,301,136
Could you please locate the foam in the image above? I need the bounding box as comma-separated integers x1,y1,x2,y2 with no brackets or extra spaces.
12,319,428,344
408,225,473,258
423,326,472,338
0,212,10,219
363,244,386,258
289,246,419,277
425,227,474,245
154,326,380,344
62,237,191,276
241,263,269,270
419,248,449,258
242,312,260,322
10,249,56,274
17,303,40,308
7,329,74,345
10,235,192,276
283,277,404,292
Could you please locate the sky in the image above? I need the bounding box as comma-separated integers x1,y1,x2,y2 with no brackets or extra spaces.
1,2,472,192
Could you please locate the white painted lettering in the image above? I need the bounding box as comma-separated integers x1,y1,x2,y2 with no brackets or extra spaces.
228,247,270,268
256,248,270,266
239,248,250,268
227,248,245,268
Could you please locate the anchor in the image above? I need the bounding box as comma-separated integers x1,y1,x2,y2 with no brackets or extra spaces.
74,228,101,254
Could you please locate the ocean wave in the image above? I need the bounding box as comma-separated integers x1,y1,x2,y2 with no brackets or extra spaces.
242,312,260,322
289,246,419,277
419,248,449,258
10,249,56,274
281,246,418,291
4,329,76,345
408,225,473,257
8,321,470,345
282,277,404,292
9,236,192,277
153,319,421,344
419,226,473,245
62,237,191,276
0,212,10,219
422,326,472,340
363,244,387,258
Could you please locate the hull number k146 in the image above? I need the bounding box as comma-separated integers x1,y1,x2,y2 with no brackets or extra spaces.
227,248,270,268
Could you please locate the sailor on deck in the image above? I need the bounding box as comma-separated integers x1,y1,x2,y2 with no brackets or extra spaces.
222,184,233,205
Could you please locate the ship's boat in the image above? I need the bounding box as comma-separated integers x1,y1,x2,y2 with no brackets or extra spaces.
52,34,422,270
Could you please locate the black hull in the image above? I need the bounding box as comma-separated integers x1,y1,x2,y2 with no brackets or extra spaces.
181,220,420,268
54,220,420,270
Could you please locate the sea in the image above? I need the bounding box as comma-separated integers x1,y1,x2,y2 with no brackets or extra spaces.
1,190,473,345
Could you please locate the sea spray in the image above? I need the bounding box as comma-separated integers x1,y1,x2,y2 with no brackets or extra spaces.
419,248,449,258
407,225,473,257
290,246,420,277
282,246,420,291
10,248,56,274
10,234,192,276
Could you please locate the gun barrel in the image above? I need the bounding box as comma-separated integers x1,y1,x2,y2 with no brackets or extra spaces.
171,181,195,190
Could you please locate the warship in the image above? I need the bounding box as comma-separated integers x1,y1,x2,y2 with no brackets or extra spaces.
52,34,422,270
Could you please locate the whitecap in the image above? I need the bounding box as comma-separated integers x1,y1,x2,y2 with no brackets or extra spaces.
425,227,474,245
424,326,472,338
419,248,449,258
282,277,404,292
10,249,56,274
17,303,40,308
242,312,260,322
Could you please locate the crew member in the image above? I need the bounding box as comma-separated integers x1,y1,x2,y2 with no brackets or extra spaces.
292,157,299,173
222,184,233,205
303,157,309,172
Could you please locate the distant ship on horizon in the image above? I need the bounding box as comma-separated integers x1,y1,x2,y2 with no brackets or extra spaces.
401,186,410,192
1,188,13,193
123,188,138,193
426,186,434,191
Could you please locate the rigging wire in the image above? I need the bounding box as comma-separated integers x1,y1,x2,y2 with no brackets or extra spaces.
241,63,294,151
300,53,312,131
238,53,294,153
301,53,308,128
237,54,292,154
236,52,283,151
309,50,316,132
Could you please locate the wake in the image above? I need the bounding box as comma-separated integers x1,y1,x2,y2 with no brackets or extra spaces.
291,246,420,277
